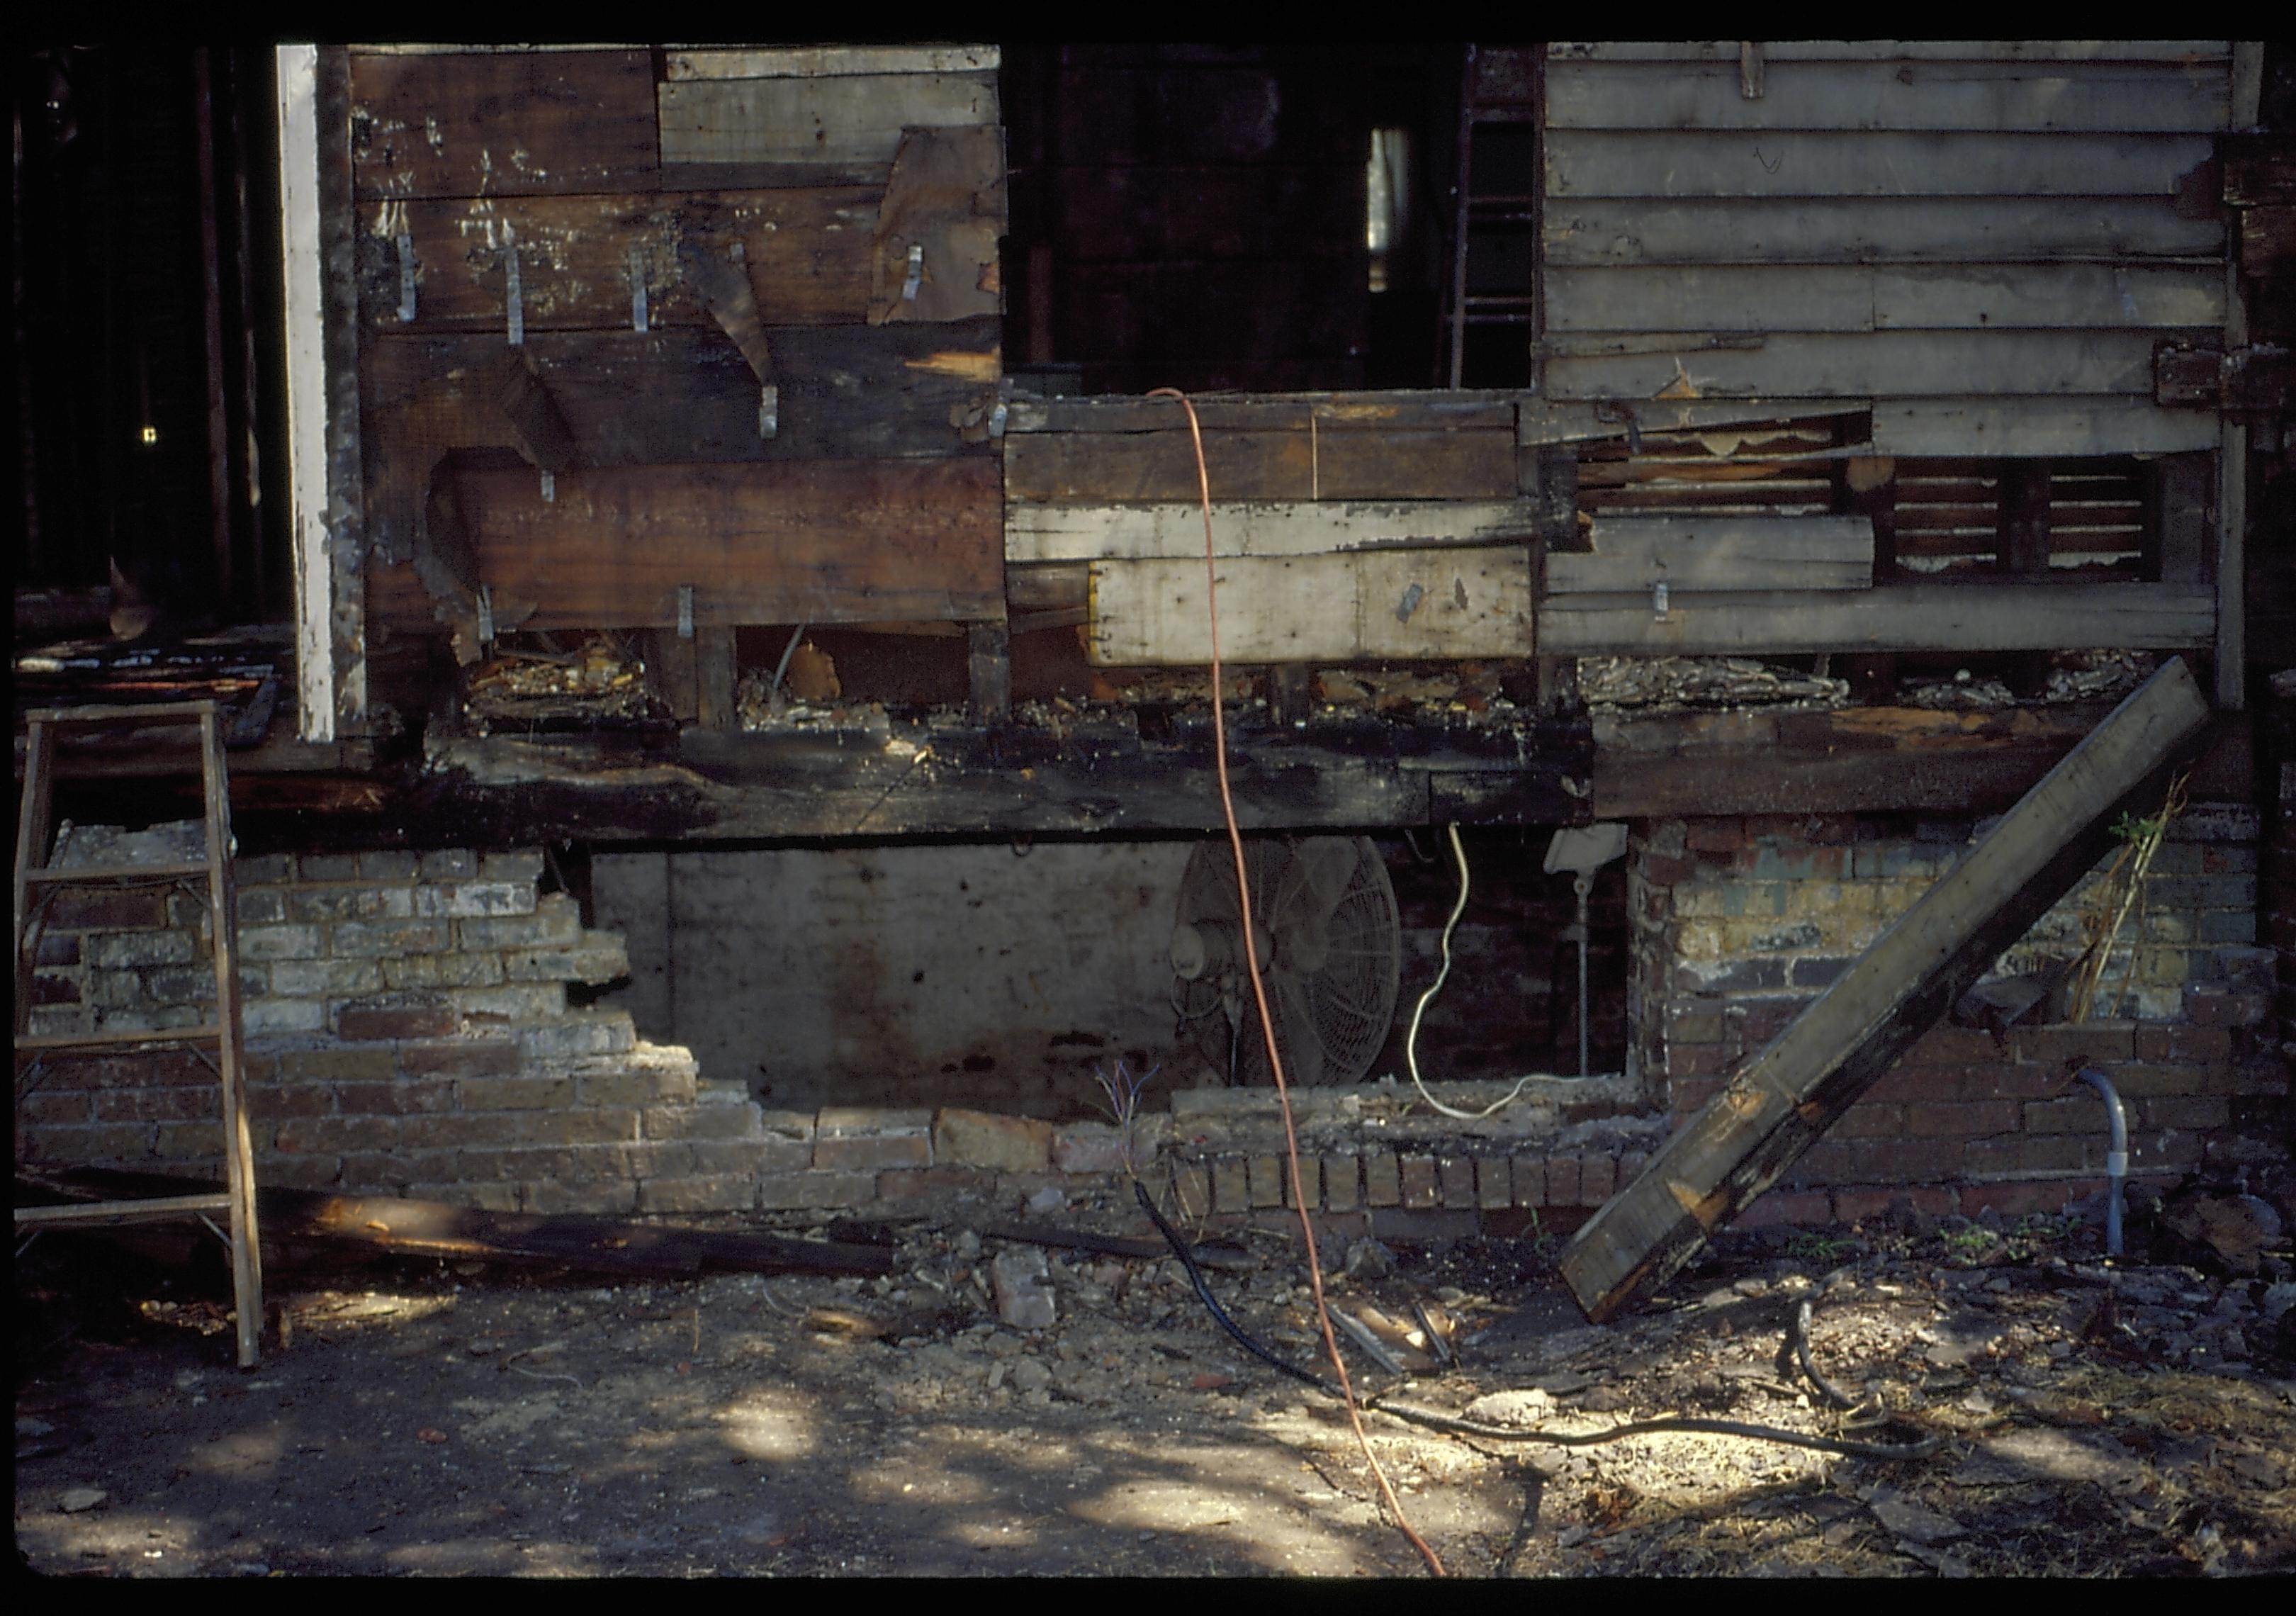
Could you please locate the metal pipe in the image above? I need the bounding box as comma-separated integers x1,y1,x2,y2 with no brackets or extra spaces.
2072,1066,2127,1257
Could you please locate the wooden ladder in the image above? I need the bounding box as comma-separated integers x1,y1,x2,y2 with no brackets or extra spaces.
1441,43,1543,389
13,701,265,1367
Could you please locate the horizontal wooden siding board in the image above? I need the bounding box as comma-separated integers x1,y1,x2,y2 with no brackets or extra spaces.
1546,130,2217,198
1543,198,2223,266
1006,500,1541,564
1545,264,2224,333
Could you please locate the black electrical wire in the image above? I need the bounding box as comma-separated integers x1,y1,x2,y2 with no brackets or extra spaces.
1792,1297,1865,1410
1133,1178,1942,1461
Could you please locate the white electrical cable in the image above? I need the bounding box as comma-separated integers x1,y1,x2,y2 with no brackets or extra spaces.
1402,824,1538,1121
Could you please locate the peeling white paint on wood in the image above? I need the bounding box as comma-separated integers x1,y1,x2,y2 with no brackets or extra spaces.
1087,548,1535,666
1006,501,1539,565
277,45,335,744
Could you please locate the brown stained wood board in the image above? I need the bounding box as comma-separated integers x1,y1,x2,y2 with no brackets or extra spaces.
426,459,1003,632
356,188,880,332
1591,703,2115,818
869,125,1005,325
1560,658,2212,1323
1005,428,1517,505
348,50,658,201
359,322,999,565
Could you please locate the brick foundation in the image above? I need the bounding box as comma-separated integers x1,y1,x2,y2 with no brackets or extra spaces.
1631,807,2285,1226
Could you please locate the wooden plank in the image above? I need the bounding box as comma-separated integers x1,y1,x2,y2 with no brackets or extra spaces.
1536,580,2214,656
348,49,658,200
1542,330,2177,400
1869,398,2221,456
1004,391,1518,434
1592,703,2118,818
695,629,738,731
1005,428,1518,504
1546,515,1873,593
1005,500,1543,564
1546,264,2223,333
1546,130,2217,199
1544,59,2231,133
1086,549,1534,666
404,459,1003,632
1558,656,2212,1322
1549,42,2230,64
967,622,1012,723
657,74,998,172
665,46,1000,80
359,188,880,332
1543,197,2224,267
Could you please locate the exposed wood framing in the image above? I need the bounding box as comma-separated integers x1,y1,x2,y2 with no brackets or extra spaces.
1560,657,2214,1322
2217,43,2262,709
1087,549,1535,666
347,49,660,200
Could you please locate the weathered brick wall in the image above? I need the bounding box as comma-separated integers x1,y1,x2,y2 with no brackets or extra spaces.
1631,808,2285,1227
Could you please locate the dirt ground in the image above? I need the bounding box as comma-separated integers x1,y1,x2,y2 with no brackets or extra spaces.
15,1183,2296,1579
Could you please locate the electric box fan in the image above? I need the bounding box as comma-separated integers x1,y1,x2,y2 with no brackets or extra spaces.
1170,836,1402,1086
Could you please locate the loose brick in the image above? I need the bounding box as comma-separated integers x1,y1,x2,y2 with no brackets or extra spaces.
2010,1022,2137,1065
276,1047,399,1083
1685,818,1745,854
458,898,583,950
1242,1153,1283,1208
502,938,631,984
1170,1161,1211,1220
390,1038,519,1079
244,999,327,1036
236,889,287,926
48,890,169,931
263,958,381,998
1321,1154,1361,1212
330,919,450,958
417,849,480,878
524,1179,639,1216
1475,1157,1512,1211
480,849,546,881
274,1113,402,1154
631,1095,758,1147
1736,1189,1835,1229
2137,1094,2232,1130
86,931,196,969
1509,1155,1548,1208
1580,1152,1616,1204
244,1080,330,1118
457,1074,576,1111
333,1077,456,1116
1907,1100,2020,1138
1542,1154,1580,1206
447,984,564,1021
237,923,325,962
337,996,461,1041
814,1132,932,1171
23,1122,159,1162
234,853,294,884
1051,1122,1127,1174
289,886,414,923
933,1108,1052,1172
1210,1157,1249,1211
381,952,507,989
512,1011,634,1060
757,1169,878,1211
297,853,360,881
636,1175,758,1215
415,880,536,920
877,1166,998,1203
354,850,420,880
1392,1155,1435,1210
2185,984,2268,1026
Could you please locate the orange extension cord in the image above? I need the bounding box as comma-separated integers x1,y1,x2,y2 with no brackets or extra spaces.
1146,387,1447,1578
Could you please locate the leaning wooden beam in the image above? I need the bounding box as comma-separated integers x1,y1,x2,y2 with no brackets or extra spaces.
1538,581,2215,657
1558,658,2212,1323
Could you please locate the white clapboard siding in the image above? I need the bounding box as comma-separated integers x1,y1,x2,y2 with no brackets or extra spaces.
1545,264,2224,334
1869,399,2222,456
1543,329,2164,400
1543,198,2222,267
664,46,999,80
1545,60,2231,133
1538,45,2230,456
1087,549,1534,666
1546,517,1873,593
658,73,998,167
1546,130,2215,199
1537,583,2215,656
1548,42,2229,64
1006,500,1539,565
